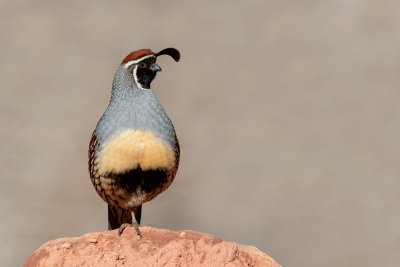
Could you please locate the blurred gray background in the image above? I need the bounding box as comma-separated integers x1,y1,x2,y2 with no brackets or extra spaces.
1,0,399,266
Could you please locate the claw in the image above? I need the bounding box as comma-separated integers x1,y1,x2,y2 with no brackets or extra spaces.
118,222,142,238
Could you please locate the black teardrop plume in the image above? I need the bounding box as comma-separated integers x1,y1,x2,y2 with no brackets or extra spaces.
156,48,180,62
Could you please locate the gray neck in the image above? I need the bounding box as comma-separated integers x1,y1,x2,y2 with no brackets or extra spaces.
110,65,140,101
95,66,176,146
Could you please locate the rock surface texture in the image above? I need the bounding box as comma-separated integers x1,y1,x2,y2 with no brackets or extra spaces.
24,227,281,267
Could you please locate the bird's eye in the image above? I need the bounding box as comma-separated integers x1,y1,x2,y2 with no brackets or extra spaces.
138,62,146,68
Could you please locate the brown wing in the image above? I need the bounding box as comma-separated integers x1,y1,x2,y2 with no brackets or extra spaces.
174,133,180,172
88,131,100,187
89,131,114,204
168,133,180,181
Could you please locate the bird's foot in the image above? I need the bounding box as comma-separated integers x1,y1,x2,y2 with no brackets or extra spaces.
118,222,142,238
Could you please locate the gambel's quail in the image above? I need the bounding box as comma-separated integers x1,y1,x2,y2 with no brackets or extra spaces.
88,48,181,237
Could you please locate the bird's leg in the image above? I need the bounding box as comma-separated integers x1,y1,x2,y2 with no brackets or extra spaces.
118,221,141,237
118,205,142,237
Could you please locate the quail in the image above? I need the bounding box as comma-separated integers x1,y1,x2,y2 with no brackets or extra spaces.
88,48,181,237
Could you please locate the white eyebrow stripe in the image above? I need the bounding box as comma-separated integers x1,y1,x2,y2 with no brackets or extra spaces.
123,55,156,68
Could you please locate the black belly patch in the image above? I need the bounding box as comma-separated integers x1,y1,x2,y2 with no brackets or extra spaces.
107,167,169,194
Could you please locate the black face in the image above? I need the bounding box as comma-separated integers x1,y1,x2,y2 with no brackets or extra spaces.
135,57,158,89
136,67,157,89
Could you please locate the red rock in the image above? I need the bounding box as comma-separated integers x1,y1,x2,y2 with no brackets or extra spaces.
24,227,281,267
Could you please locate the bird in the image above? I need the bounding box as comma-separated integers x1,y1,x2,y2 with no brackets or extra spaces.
88,48,181,237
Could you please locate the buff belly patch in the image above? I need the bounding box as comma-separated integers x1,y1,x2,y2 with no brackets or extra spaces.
95,129,175,175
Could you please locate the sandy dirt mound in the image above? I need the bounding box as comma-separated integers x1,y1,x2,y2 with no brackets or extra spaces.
24,227,281,267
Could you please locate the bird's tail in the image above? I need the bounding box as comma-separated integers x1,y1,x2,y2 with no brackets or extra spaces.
108,204,142,230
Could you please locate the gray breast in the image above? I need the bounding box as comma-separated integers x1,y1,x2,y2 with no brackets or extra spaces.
95,87,176,148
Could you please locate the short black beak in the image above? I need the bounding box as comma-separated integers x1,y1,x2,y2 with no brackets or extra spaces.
150,63,162,72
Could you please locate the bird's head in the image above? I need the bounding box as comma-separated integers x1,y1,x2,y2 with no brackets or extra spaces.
120,48,180,90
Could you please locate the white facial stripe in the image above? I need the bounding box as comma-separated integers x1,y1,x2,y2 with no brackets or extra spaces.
123,55,156,69
132,65,145,90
